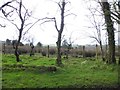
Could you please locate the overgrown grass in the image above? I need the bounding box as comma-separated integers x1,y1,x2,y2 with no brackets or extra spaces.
2,54,119,88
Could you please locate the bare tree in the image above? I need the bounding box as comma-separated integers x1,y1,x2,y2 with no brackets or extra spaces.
1,0,41,62
41,0,73,66
86,2,105,61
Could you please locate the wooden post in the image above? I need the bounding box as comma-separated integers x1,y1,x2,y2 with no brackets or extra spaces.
48,45,49,58
96,44,98,60
3,43,5,54
83,46,85,58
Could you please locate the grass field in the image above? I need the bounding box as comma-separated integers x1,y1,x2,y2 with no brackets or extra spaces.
2,54,119,88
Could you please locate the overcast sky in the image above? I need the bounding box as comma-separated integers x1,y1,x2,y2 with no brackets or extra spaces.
0,0,119,46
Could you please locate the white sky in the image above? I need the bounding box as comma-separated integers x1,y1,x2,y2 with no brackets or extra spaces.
0,0,119,46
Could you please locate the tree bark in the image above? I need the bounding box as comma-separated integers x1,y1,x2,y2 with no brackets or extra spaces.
56,33,62,66
101,1,116,64
15,47,20,62
14,31,22,62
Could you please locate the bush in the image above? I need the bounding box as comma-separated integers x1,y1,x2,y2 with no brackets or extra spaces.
84,51,96,57
41,51,46,56
18,49,28,54
49,49,56,55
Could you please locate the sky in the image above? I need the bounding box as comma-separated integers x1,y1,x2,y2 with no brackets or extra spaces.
0,0,119,46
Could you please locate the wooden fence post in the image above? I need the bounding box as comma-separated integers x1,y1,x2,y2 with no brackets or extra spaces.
3,43,5,54
96,44,98,60
83,46,85,58
48,45,49,58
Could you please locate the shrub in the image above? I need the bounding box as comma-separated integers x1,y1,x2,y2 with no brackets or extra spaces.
84,51,96,57
49,49,56,55
41,51,46,56
18,49,28,54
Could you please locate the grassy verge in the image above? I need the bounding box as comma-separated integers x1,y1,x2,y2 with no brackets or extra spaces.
2,54,119,88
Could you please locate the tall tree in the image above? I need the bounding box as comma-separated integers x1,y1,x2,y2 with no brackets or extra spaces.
41,0,73,66
101,0,116,64
55,0,66,66
1,0,40,62
118,0,120,64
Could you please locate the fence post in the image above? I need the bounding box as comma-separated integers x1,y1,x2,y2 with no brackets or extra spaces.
48,45,49,58
83,46,85,58
96,44,98,60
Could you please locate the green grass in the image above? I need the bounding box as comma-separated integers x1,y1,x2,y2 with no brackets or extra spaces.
2,54,119,88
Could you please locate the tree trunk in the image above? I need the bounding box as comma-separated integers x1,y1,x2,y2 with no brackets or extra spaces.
15,45,20,62
118,5,120,64
99,41,105,61
14,30,22,62
56,0,65,66
56,33,62,66
101,1,116,64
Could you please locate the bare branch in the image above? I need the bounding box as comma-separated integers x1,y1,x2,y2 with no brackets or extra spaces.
23,17,53,36
53,17,59,32
0,15,19,29
111,11,120,21
6,4,17,10
89,36,100,44
111,15,120,24
0,0,15,11
19,0,24,23
23,23,32,29
58,2,62,10
64,13,77,17
40,19,54,25
0,24,6,28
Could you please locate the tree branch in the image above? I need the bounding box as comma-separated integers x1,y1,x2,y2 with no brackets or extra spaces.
0,24,6,28
53,17,59,32
0,0,15,11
